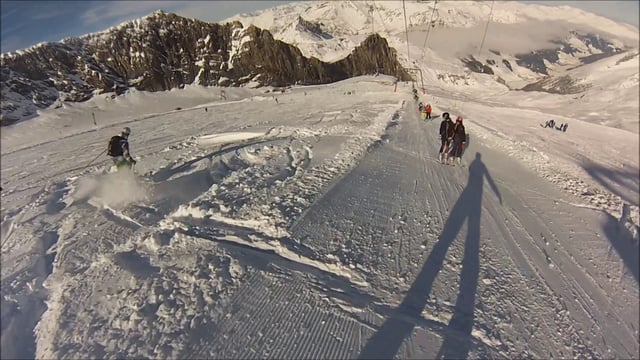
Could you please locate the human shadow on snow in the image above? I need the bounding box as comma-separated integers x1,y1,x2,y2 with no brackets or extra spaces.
358,152,501,360
602,209,639,284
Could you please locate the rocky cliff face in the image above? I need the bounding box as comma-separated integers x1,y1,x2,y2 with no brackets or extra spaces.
0,11,410,125
295,16,332,40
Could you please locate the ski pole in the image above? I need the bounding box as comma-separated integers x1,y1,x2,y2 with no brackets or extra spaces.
85,150,106,170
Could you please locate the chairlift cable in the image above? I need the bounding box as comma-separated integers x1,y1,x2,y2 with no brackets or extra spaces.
402,0,411,64
371,0,391,34
477,0,495,59
421,0,438,60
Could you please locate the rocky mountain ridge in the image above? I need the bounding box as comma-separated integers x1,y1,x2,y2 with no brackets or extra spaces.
0,11,410,125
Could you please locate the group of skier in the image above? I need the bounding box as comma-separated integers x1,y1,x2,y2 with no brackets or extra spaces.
438,112,467,165
418,102,432,120
543,119,568,132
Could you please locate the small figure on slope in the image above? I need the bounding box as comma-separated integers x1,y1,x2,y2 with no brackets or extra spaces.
107,127,137,171
425,103,432,120
448,116,466,166
438,112,454,163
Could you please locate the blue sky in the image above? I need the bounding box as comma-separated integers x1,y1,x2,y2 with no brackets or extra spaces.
1,1,638,54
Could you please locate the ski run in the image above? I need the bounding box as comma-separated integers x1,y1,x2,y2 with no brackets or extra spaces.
1,75,638,359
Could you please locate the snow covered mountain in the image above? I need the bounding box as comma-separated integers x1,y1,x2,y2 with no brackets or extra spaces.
1,1,639,359
0,11,409,125
226,0,639,131
226,0,637,70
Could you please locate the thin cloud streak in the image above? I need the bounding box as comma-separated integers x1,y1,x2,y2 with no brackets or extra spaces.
1,7,18,20
80,1,178,26
31,7,73,21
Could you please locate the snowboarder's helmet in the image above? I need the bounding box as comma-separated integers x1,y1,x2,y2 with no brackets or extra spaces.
121,127,131,136
456,116,463,122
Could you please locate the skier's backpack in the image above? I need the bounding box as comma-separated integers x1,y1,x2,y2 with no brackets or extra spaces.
107,135,123,156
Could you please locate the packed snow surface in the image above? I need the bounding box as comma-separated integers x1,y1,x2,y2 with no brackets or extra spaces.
1,74,637,359
1,1,639,357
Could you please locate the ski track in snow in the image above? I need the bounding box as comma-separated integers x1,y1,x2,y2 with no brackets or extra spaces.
0,77,638,359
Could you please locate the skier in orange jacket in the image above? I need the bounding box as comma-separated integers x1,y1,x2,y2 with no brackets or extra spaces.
425,103,432,119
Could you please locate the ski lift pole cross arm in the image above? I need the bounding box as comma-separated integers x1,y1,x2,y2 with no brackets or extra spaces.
406,67,426,95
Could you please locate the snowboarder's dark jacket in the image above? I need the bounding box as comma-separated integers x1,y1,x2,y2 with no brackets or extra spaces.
439,119,454,140
107,135,130,157
452,122,466,142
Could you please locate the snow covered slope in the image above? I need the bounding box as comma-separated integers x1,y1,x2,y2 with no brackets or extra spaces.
1,75,638,359
225,0,639,132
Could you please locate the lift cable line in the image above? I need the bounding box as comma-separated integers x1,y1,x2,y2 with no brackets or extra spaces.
402,0,411,65
477,0,495,59
369,4,375,34
371,0,391,34
421,0,439,60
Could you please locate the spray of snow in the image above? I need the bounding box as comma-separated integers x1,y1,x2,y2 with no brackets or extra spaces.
72,170,149,209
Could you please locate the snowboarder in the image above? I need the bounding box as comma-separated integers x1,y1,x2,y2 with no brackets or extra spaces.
448,116,466,165
418,102,424,112
438,112,454,163
107,127,137,170
425,103,432,119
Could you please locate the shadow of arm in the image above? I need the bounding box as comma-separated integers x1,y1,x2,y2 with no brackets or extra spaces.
484,168,502,205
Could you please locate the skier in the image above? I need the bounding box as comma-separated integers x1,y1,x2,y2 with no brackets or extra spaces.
425,103,432,119
545,119,555,129
418,102,424,112
448,116,466,165
107,126,137,170
438,112,454,163
562,123,568,132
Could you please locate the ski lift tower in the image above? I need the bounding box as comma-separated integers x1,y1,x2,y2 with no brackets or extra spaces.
406,67,426,95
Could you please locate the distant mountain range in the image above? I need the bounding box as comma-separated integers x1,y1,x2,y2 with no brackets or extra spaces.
1,0,638,126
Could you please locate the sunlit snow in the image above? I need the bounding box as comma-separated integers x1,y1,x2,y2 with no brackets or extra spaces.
1,1,638,359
